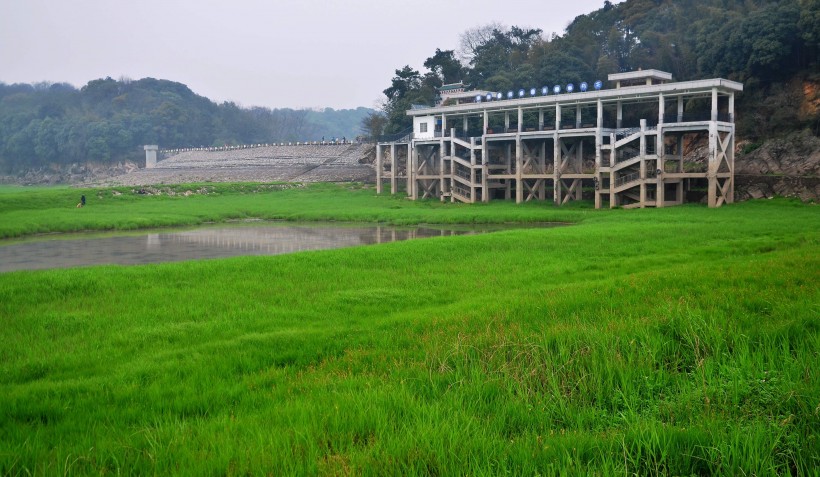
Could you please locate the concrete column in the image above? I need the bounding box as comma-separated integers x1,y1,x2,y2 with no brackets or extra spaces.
410,145,418,200
463,116,468,135
439,141,446,201
483,110,488,134
609,133,617,208
658,93,665,125
450,132,456,202
677,96,684,122
518,107,523,133
711,87,718,122
376,144,383,194
728,127,735,204
553,133,561,205
470,137,477,203
616,101,623,129
144,145,158,168
406,143,412,196
555,104,561,131
482,139,489,203
505,112,510,132
538,110,544,129
597,99,603,129
708,121,717,207
640,119,647,208
390,143,397,194
442,115,447,137
515,135,523,203
595,99,603,209
576,104,582,128
729,93,735,123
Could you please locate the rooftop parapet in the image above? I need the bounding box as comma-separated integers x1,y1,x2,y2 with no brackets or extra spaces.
608,69,672,88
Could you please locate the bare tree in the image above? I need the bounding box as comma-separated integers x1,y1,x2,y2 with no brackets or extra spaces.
457,22,506,64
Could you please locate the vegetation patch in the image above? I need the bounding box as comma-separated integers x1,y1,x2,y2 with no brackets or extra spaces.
0,185,817,475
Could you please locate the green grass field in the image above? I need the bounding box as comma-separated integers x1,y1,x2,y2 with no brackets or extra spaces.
1,184,818,475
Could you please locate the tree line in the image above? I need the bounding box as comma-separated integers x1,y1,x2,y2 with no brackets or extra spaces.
370,0,820,140
0,77,373,171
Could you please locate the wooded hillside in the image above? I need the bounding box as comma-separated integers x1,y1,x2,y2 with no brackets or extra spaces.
0,78,372,171
377,0,819,141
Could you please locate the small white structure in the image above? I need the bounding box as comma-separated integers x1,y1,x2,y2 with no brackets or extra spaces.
413,116,436,140
144,145,158,168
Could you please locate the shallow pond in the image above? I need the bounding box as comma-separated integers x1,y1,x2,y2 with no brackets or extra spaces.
0,222,560,272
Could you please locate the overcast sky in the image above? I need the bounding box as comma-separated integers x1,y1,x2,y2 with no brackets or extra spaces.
1,0,611,110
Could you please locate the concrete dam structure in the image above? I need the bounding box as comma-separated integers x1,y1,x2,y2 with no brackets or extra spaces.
112,142,375,186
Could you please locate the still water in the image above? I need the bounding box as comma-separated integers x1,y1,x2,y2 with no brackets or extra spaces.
0,222,548,273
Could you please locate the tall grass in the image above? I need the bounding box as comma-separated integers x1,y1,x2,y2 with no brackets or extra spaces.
0,186,818,475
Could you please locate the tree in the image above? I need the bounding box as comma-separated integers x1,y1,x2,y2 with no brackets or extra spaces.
360,111,387,141
457,22,504,64
423,49,465,85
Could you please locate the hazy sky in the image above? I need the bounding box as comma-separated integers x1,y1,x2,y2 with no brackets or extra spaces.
1,0,611,110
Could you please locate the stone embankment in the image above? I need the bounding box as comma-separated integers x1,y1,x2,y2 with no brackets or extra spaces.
97,143,376,186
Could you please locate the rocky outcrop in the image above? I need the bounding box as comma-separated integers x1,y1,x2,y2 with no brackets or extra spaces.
735,130,820,201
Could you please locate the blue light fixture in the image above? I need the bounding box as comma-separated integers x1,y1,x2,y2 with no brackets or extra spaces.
594,80,603,90
530,88,537,96
476,95,482,102
580,82,588,92
496,92,503,100
507,91,514,99
553,85,561,94
541,86,549,95
518,89,525,98
567,83,574,93
486,93,493,101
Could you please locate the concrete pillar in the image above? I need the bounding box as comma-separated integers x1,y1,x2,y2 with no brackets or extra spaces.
439,141,446,201
482,139,489,203
708,121,717,207
553,133,561,205
516,135,523,203
677,96,684,122
640,119,647,208
658,93,665,126
729,93,735,123
538,110,544,129
617,101,623,129
406,143,412,196
483,110,488,134
595,100,603,209
609,133,617,208
518,107,523,133
576,104,582,128
376,144,383,194
711,87,718,122
410,145,418,200
463,116,468,135
390,143,397,194
728,128,735,204
555,104,561,131
144,145,158,168
470,137,477,203
505,112,510,132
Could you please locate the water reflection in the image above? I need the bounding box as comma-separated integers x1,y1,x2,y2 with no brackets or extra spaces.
0,223,542,273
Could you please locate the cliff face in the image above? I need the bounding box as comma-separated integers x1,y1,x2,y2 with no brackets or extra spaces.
735,130,820,202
